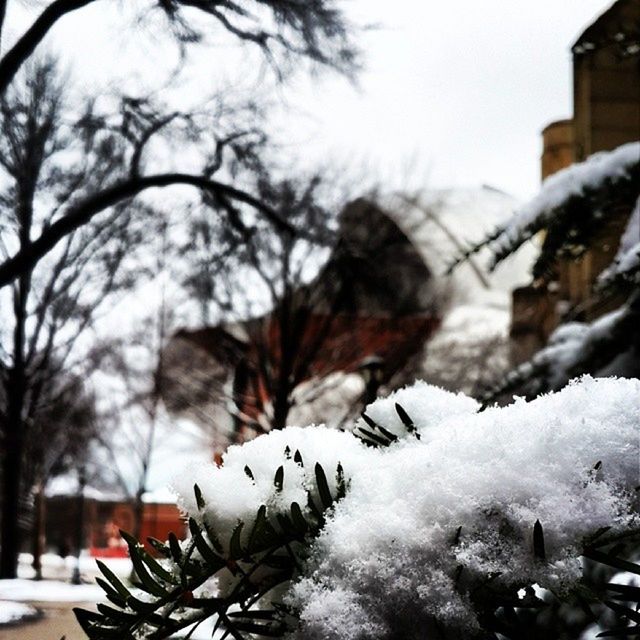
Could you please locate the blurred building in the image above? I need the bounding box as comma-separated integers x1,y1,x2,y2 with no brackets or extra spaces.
511,0,640,362
161,185,534,450
161,199,442,457
45,494,184,558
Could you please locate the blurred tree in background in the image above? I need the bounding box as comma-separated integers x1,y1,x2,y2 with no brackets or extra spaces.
0,0,361,578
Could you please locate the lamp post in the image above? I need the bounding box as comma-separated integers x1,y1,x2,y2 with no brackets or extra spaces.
358,355,385,407
71,465,86,585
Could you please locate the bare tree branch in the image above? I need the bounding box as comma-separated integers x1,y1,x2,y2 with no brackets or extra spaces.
0,0,94,95
0,172,293,288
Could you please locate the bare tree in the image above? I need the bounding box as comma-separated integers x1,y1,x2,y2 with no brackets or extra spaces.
22,371,98,579
93,225,178,551
0,0,359,289
0,59,159,577
164,186,440,445
0,1,358,96
0,0,361,578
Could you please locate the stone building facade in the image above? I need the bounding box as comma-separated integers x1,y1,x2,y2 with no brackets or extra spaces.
511,0,640,362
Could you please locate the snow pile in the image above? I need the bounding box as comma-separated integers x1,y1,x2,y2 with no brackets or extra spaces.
0,600,38,625
0,578,104,603
176,426,366,545
483,142,640,267
174,376,640,639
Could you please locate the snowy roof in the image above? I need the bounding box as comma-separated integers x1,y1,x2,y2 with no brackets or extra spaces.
372,186,537,355
379,186,536,303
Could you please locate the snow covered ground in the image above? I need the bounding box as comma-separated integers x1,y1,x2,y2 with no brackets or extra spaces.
15,552,130,583
0,601,39,626
0,579,103,603
0,553,131,610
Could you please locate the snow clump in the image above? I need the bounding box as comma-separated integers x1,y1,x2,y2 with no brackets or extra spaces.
173,376,640,639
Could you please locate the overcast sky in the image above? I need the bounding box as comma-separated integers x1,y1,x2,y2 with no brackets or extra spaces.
282,0,611,199
8,0,612,200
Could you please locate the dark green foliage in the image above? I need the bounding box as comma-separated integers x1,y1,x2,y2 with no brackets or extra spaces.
533,520,546,561
75,457,347,639
274,465,284,492
354,403,420,448
472,529,640,640
395,402,421,440
193,484,205,510
583,530,640,638
448,145,640,404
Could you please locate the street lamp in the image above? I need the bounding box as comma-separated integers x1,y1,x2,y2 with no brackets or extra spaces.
358,355,385,407
71,465,86,585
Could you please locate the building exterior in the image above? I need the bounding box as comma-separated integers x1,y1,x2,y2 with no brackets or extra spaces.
161,185,533,443
44,494,184,558
511,0,640,362
161,199,442,456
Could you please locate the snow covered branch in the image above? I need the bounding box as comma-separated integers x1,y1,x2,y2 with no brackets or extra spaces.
480,294,640,402
449,142,640,278
79,377,640,639
598,197,640,291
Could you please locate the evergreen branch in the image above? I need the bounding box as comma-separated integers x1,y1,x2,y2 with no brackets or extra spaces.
76,458,348,639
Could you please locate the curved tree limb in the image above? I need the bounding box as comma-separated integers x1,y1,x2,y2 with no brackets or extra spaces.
0,172,293,288
0,0,94,96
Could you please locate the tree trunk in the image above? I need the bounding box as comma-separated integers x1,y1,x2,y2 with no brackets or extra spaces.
0,272,29,578
128,492,146,583
31,481,46,580
0,427,24,578
272,290,294,430
272,391,291,432
71,468,86,585
133,491,145,543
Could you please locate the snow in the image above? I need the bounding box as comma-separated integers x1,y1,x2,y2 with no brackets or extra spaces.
0,579,103,603
45,476,124,501
496,299,640,396
0,600,38,625
0,555,129,606
172,376,640,639
15,552,131,585
617,197,640,259
174,426,365,543
143,486,179,504
0,554,130,614
482,142,640,268
617,241,640,276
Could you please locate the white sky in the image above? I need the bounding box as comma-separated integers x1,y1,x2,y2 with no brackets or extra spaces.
5,0,612,200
